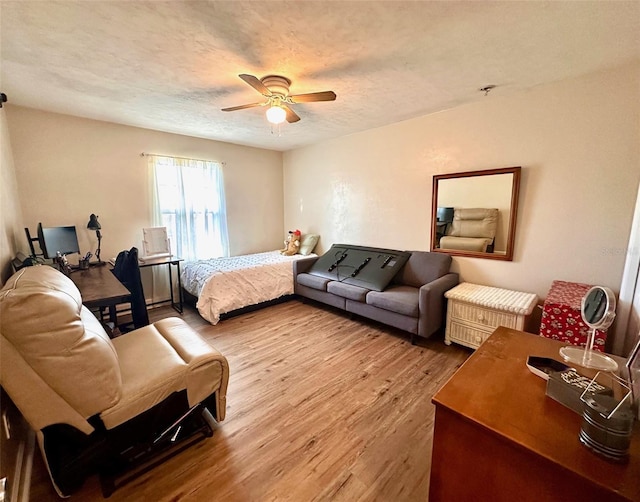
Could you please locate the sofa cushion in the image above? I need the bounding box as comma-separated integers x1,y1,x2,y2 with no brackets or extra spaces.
366,285,419,317
296,272,331,291
327,281,370,302
394,251,452,288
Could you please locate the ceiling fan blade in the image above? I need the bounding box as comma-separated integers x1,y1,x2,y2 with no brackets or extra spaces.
289,90,336,103
239,74,272,96
221,102,263,112
283,104,301,123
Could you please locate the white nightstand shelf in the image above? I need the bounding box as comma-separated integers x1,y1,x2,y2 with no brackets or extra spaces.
445,282,538,350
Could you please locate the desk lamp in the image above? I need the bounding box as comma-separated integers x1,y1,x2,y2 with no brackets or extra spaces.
437,206,454,224
87,213,103,264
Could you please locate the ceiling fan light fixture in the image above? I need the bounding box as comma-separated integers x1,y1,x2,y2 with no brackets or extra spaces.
223,73,335,125
266,105,286,124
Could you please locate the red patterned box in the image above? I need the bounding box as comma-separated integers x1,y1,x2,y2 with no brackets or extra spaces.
539,280,607,352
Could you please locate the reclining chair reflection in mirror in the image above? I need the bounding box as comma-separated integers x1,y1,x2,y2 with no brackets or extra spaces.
0,265,229,497
439,208,499,253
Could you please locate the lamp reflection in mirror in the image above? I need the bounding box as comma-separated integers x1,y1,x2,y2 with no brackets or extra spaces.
87,213,102,264
435,207,454,248
437,207,454,224
266,105,286,124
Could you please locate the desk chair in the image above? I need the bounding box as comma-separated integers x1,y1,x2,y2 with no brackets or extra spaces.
112,247,149,331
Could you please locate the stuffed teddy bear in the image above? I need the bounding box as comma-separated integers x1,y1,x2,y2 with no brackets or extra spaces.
281,229,301,256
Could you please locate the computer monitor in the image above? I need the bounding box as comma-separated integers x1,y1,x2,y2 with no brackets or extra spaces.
38,223,81,259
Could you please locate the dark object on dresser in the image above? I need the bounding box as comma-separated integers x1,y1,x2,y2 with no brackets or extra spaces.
546,368,613,415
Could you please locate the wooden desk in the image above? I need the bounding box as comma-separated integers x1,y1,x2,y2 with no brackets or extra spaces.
70,265,131,322
430,326,640,502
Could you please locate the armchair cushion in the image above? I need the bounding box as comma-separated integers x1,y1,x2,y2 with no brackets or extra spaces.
448,208,498,239
440,235,492,252
0,266,121,420
101,324,187,429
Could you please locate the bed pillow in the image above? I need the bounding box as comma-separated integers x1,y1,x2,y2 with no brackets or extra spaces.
298,234,319,255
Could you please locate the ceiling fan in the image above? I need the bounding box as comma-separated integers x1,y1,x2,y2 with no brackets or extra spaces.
221,74,336,124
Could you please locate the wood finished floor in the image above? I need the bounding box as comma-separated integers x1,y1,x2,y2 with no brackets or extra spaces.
30,300,469,501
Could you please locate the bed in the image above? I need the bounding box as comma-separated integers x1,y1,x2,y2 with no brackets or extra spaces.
181,250,316,324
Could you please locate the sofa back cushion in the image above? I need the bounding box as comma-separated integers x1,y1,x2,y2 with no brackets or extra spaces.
0,266,122,418
394,251,452,288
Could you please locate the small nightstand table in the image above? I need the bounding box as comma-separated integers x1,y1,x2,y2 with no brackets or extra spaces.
445,282,538,349
139,256,184,313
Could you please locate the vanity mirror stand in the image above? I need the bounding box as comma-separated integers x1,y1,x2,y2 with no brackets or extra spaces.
559,286,619,372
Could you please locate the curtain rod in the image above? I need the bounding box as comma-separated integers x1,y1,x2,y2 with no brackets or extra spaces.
140,152,225,165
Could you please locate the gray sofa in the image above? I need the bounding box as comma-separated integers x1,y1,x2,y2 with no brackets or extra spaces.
293,250,458,343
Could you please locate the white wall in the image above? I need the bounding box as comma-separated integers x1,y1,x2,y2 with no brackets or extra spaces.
283,63,640,350
0,109,24,283
7,107,284,262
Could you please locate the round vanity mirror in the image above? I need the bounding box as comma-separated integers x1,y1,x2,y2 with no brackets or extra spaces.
560,286,618,372
582,286,616,329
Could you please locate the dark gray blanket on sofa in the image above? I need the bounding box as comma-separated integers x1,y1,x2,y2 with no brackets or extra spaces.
306,244,411,291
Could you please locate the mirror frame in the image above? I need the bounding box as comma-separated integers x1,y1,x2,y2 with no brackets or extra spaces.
431,166,521,261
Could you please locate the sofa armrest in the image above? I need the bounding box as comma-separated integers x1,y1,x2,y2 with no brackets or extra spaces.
293,256,319,275
418,273,459,338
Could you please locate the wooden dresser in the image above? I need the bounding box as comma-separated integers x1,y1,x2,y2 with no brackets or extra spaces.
430,326,640,502
444,282,538,349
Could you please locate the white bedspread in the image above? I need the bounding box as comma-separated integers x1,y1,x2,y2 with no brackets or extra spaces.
181,250,315,325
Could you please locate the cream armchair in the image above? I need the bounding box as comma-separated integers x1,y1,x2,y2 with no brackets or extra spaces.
0,266,229,497
439,208,499,253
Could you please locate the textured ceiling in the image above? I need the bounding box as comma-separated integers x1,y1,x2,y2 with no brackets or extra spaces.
2,1,639,152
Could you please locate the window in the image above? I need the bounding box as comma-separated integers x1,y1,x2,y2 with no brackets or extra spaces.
149,155,229,260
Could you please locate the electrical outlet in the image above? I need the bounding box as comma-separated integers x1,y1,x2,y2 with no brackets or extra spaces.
2,410,10,440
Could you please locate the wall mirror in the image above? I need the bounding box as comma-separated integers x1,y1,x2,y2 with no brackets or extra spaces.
431,166,521,261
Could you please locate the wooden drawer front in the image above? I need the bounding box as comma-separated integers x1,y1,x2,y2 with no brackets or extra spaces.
450,302,518,329
448,322,491,349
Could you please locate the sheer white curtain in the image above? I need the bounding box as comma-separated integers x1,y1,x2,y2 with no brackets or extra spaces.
149,155,229,261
